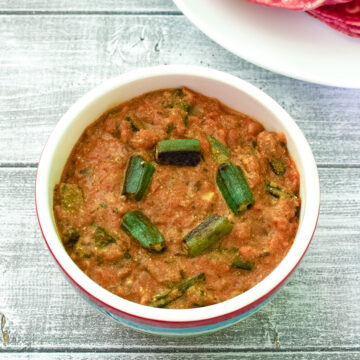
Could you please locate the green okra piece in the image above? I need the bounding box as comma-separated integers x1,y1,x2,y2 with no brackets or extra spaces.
183,214,233,257
121,210,166,252
216,162,254,215
232,255,254,270
122,156,155,201
265,182,296,199
269,158,287,176
155,139,201,166
207,135,230,164
148,273,205,308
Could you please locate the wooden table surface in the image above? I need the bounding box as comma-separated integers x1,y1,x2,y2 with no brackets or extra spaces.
1,1,360,359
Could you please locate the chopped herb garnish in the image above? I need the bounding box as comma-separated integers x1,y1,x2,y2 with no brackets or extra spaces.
60,183,84,212
94,227,117,248
174,88,183,97
63,226,80,251
123,249,132,259
269,158,287,176
100,202,108,209
79,167,91,176
265,181,296,199
166,124,175,134
183,113,189,127
125,117,140,132
181,103,191,113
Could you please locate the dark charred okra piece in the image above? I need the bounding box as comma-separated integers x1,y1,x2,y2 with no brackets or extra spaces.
155,139,201,166
207,135,230,164
94,226,117,248
121,211,166,252
265,182,296,199
232,255,254,270
216,162,254,215
148,273,205,308
183,214,233,257
122,156,155,201
269,158,287,176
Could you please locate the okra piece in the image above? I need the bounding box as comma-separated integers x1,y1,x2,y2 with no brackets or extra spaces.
216,162,254,215
60,183,84,212
121,210,166,252
122,156,155,201
155,139,201,166
269,158,287,176
232,255,254,270
183,214,233,257
207,135,230,164
265,182,296,199
148,273,205,308
94,226,117,248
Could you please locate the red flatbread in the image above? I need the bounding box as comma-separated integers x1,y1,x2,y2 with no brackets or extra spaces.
245,0,351,11
307,0,360,37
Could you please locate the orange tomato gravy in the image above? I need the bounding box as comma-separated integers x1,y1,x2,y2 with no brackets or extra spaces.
53,87,300,309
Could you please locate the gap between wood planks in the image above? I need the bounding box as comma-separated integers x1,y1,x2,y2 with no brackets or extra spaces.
1,347,360,354
0,10,183,15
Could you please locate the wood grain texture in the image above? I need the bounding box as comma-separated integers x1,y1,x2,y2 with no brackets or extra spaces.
0,168,359,351
0,15,359,166
1,353,360,360
0,0,178,12
0,1,359,358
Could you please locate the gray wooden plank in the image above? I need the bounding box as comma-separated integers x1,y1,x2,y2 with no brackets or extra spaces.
1,352,360,360
0,0,177,12
0,168,359,351
0,15,359,166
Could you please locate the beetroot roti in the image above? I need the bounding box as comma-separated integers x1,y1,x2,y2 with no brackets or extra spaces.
245,0,351,11
308,0,360,37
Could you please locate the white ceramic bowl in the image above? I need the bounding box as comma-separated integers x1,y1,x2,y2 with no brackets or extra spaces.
35,65,320,336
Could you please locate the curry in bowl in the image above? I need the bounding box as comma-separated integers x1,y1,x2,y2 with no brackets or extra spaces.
53,87,300,309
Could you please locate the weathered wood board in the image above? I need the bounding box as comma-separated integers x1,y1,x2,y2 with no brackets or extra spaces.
0,15,359,166
0,168,358,352
0,0,178,12
0,1,359,358
1,353,360,360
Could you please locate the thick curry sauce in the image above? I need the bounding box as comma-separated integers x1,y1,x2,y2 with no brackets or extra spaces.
53,87,300,309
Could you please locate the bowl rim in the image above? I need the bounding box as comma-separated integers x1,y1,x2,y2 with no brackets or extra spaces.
35,64,320,324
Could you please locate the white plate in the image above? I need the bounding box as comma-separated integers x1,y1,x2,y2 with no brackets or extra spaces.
174,0,360,88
